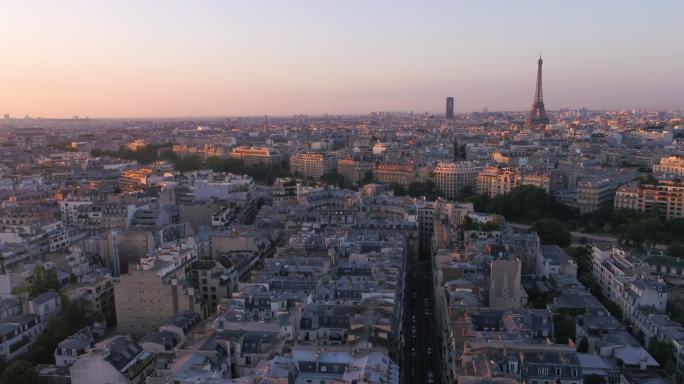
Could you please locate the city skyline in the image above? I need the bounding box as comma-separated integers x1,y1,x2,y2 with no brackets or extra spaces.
2,0,684,118
2,2,684,383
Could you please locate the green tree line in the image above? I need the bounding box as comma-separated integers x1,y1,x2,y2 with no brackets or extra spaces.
464,185,684,253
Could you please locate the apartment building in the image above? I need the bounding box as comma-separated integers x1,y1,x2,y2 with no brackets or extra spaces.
476,166,551,197
289,152,336,178
434,161,482,199
653,155,684,177
0,314,44,360
119,168,159,191
114,241,203,335
70,335,154,384
591,246,667,317
54,327,96,367
489,258,522,309
615,180,684,219
229,146,282,167
575,170,638,214
336,159,372,185
59,200,93,228
189,256,238,315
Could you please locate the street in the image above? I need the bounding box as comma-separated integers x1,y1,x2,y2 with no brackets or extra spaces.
402,259,442,384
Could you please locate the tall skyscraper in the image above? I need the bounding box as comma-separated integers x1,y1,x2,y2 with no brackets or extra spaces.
525,55,549,128
445,97,454,118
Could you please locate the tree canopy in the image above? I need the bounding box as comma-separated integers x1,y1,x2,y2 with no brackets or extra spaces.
532,218,572,247
22,295,89,364
0,360,37,384
466,185,576,224
648,337,675,371
29,266,60,298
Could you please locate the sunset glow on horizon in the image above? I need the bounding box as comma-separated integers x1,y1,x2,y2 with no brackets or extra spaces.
1,0,683,118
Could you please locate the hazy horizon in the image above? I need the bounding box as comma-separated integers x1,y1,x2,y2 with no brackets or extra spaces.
2,0,683,118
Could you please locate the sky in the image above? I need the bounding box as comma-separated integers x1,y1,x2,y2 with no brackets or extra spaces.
0,0,683,118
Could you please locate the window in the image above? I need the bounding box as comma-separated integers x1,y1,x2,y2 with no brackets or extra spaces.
540,367,549,375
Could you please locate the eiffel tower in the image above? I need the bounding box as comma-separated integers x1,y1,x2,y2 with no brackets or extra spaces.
525,54,549,128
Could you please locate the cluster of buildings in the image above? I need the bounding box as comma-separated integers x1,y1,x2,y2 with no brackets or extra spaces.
0,103,681,383
429,208,682,384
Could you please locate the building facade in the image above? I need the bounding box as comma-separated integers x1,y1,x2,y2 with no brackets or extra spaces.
653,155,684,177
434,161,482,199
374,162,416,187
615,180,684,219
229,146,282,167
290,152,335,178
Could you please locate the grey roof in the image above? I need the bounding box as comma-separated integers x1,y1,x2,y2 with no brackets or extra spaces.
31,290,60,305
104,336,144,371
0,323,18,338
0,297,20,312
241,332,279,355
164,311,201,334
540,245,568,264
140,330,180,351
57,328,94,350
170,353,211,379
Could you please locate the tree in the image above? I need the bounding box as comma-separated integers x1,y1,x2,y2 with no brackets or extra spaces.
459,185,475,198
648,337,674,368
406,182,424,197
477,185,578,224
25,295,89,364
584,375,606,384
405,181,436,198
321,170,348,189
636,330,645,345
668,241,684,258
532,218,572,247
553,308,584,344
464,194,490,212
360,171,374,186
638,173,658,187
577,337,589,352
29,266,60,298
566,246,592,275
0,360,37,384
389,183,406,196
173,155,204,172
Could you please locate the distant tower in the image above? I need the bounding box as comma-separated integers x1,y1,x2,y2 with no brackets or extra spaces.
525,55,549,128
446,97,454,118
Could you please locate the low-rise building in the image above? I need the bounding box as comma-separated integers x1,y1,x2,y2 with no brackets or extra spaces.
0,313,43,360
54,327,96,367
69,335,154,384
489,258,522,309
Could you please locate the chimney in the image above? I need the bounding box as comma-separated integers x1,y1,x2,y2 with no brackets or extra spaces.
639,355,647,371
